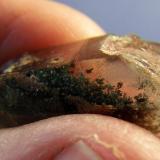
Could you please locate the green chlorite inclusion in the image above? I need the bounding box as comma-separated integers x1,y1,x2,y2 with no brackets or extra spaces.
0,63,153,130
0,34,160,133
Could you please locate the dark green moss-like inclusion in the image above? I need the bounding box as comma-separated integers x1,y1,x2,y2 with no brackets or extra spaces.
0,64,149,118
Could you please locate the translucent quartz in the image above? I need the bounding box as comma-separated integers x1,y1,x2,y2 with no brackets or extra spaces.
1,34,160,132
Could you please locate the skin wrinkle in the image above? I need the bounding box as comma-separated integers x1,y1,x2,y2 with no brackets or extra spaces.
21,115,160,159
0,115,160,160
73,134,126,160
26,119,116,159
0,0,160,159
103,119,153,159
92,134,125,160
80,115,160,159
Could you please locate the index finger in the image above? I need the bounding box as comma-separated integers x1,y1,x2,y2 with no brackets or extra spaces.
0,0,104,64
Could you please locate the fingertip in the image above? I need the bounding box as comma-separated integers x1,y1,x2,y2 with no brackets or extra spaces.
0,115,160,160
0,0,105,64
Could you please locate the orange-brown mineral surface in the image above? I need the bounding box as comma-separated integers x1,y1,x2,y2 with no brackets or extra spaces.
0,34,160,133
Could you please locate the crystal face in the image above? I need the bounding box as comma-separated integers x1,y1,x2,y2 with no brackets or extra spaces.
0,34,160,133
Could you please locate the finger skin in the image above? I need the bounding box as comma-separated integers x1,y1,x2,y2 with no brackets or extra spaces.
0,1,160,160
0,0,105,64
0,115,160,160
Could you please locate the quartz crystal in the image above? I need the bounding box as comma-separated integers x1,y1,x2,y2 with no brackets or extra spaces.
0,34,160,133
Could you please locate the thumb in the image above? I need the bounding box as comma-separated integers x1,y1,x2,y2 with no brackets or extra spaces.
0,115,160,160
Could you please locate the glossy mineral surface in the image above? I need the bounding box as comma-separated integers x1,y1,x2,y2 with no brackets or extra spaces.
0,34,160,133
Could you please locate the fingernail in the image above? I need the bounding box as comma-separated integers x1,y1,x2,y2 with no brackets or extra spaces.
54,140,103,160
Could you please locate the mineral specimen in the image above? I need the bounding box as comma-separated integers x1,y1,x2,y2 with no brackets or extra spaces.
0,34,160,133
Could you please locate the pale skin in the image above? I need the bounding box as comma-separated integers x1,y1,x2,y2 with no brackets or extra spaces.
0,0,160,159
